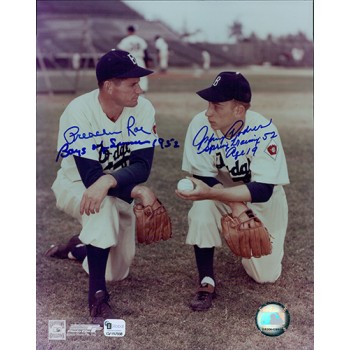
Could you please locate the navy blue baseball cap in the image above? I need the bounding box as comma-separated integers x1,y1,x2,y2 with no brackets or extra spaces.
96,49,153,83
196,71,251,103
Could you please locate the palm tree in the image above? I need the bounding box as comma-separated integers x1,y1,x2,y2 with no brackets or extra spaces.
228,20,243,43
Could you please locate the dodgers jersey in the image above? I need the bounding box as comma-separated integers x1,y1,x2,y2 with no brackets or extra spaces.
183,110,289,234
56,90,158,182
182,110,289,187
118,35,147,62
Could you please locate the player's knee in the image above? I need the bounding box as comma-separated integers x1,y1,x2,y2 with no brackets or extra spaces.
243,260,282,284
254,268,282,284
252,273,281,284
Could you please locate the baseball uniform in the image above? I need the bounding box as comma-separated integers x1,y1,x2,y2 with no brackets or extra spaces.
182,110,289,283
155,36,169,71
118,35,149,91
52,89,158,281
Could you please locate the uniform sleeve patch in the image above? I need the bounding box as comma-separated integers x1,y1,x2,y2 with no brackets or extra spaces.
264,140,278,160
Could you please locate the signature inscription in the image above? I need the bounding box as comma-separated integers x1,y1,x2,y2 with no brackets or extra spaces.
56,116,180,162
192,119,277,160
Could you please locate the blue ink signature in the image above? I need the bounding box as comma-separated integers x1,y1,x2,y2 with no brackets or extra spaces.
192,119,277,160
126,115,151,137
55,115,180,162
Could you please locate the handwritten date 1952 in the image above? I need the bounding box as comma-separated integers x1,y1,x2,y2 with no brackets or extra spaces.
153,137,180,149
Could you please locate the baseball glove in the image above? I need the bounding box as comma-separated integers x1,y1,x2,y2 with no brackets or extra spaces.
133,198,172,244
221,209,272,258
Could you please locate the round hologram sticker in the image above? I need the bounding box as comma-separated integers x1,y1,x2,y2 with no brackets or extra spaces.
255,302,290,337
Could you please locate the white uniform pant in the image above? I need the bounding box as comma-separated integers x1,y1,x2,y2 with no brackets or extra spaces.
159,52,168,70
52,169,136,281
135,57,148,92
186,199,288,284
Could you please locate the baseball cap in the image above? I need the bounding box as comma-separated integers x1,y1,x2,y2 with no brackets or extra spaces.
96,49,153,83
196,71,251,103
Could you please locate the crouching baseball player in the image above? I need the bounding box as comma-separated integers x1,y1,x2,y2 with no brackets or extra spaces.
176,72,289,311
48,50,171,325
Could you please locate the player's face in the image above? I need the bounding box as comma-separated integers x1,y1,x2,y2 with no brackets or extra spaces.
111,78,143,107
205,100,241,135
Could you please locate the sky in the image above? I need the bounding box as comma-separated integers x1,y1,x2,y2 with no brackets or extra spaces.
124,0,313,43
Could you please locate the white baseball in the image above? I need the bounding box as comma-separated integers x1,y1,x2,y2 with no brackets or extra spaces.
177,178,194,191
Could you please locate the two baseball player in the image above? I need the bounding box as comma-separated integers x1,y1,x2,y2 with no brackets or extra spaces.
48,67,289,318
176,72,289,311
50,49,161,325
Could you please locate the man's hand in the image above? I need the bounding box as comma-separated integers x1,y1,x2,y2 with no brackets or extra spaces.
131,185,172,244
131,185,157,206
175,177,211,201
228,202,257,229
175,178,256,230
80,175,117,216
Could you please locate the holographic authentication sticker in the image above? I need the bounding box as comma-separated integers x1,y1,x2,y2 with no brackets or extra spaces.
255,302,290,337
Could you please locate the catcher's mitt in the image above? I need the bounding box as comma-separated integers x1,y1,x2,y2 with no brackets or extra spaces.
221,209,272,258
133,198,172,244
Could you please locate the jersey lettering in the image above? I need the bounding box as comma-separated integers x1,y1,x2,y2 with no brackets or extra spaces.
229,159,251,183
215,152,226,169
130,43,141,51
216,152,251,183
103,155,130,171
93,141,131,170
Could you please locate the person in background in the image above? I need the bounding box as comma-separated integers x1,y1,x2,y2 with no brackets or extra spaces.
202,50,211,71
154,35,169,73
118,25,149,92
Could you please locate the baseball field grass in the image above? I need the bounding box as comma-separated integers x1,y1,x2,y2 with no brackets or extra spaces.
36,67,313,349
